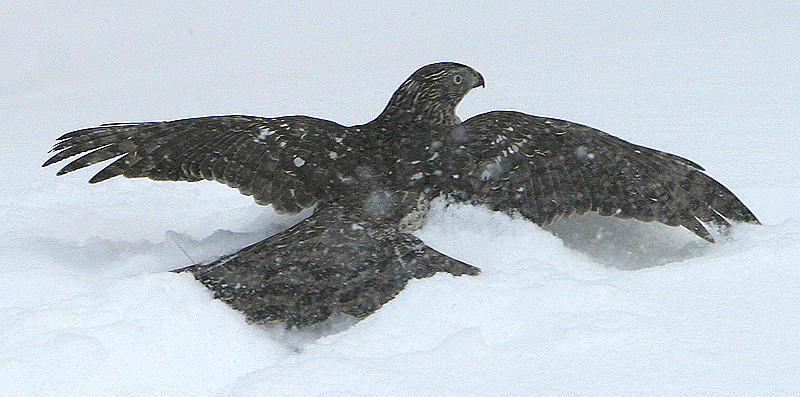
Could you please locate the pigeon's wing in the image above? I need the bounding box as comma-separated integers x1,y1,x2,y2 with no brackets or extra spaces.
174,203,480,327
455,111,759,242
44,115,355,213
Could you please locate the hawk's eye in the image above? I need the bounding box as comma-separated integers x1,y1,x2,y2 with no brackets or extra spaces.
453,74,463,84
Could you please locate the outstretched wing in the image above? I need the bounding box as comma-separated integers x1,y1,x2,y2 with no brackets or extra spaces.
456,111,759,242
44,115,355,213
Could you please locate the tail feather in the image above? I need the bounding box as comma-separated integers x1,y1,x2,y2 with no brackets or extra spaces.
173,203,479,327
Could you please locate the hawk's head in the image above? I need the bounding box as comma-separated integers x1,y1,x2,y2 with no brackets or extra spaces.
377,62,484,126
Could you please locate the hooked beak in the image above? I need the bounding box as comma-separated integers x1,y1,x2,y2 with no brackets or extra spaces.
473,71,485,89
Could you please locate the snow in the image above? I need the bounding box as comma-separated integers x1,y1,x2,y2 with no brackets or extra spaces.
2,1,799,395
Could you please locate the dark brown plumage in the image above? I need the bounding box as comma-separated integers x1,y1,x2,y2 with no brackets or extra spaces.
44,62,759,327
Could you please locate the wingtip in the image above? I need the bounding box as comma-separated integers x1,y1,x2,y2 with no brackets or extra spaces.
88,173,110,184
42,156,59,168
739,210,761,225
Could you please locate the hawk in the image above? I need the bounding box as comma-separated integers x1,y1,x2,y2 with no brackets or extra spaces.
44,62,759,327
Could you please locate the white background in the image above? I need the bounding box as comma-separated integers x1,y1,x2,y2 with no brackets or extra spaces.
1,1,798,395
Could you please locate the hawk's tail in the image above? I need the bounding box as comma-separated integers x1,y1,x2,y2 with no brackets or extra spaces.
173,203,479,328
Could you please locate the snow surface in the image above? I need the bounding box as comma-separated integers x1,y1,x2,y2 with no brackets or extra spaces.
2,1,799,396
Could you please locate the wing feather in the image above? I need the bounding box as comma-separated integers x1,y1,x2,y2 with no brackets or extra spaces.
57,142,129,175
211,133,253,185
227,139,270,193
44,115,352,212
458,111,758,241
